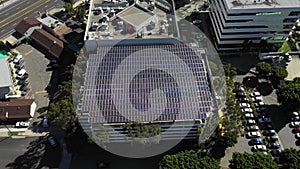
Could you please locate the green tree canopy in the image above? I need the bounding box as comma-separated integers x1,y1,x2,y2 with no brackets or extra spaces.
277,78,300,108
229,152,278,169
64,2,74,16
256,62,272,76
272,66,288,79
223,64,237,78
279,148,300,169
159,151,220,169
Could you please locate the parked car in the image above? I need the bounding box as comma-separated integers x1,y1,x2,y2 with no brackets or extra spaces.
242,108,253,113
295,133,300,139
247,119,256,125
291,115,300,121
236,91,247,98
293,112,299,116
258,117,272,123
294,126,300,133
267,142,281,149
14,63,25,70
16,69,27,79
244,113,255,119
290,121,300,128
19,84,30,91
17,73,28,80
249,138,264,145
15,121,30,128
256,106,267,113
271,149,282,157
13,55,23,64
250,92,261,97
263,130,276,136
266,135,279,142
260,124,273,130
254,101,265,107
238,97,249,103
252,145,267,152
240,103,251,108
251,96,263,102
245,125,259,131
17,79,29,86
246,131,261,138
233,87,245,93
47,135,57,147
42,116,49,128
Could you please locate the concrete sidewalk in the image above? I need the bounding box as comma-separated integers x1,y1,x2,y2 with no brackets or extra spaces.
0,128,47,137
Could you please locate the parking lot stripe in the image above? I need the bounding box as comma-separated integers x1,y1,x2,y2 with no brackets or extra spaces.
24,50,32,56
35,90,47,94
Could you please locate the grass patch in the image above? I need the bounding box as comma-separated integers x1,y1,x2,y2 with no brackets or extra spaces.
8,131,19,136
278,41,292,52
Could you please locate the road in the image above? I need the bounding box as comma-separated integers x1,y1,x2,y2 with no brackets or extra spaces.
0,0,64,39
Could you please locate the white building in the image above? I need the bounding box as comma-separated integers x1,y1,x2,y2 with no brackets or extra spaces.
209,0,300,51
0,59,12,100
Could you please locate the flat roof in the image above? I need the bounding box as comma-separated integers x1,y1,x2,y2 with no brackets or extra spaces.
80,42,212,123
226,0,300,9
0,59,12,87
117,4,154,28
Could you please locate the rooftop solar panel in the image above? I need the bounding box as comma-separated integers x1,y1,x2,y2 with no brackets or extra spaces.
81,43,212,123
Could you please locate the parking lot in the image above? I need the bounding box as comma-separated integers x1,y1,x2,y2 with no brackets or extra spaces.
15,44,53,123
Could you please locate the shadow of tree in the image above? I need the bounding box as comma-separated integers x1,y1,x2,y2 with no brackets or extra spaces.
265,105,289,132
257,82,273,96
5,136,61,169
242,76,259,88
209,142,226,159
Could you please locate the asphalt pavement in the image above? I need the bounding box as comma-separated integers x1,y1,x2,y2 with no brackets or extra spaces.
0,0,64,39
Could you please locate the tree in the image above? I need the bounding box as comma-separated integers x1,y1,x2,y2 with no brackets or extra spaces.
229,152,279,169
64,2,74,16
279,148,300,169
277,78,300,109
256,62,271,76
223,64,237,78
159,151,220,169
272,66,288,80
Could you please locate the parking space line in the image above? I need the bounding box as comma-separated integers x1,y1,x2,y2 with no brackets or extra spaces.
24,50,32,56
35,90,47,94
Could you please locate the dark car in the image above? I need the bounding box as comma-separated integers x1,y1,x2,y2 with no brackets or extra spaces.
248,138,264,145
267,142,280,149
270,149,282,157
263,130,276,136
238,97,249,103
259,124,273,130
266,135,279,142
19,84,30,91
236,91,246,98
17,80,29,86
232,87,245,93
291,115,300,121
258,117,272,123
16,73,28,80
14,63,25,70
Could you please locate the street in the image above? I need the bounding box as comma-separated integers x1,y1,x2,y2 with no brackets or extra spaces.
0,0,64,39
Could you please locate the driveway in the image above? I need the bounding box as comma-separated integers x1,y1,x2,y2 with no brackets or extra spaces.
286,55,300,81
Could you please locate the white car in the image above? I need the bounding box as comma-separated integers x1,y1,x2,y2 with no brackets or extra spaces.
240,103,251,108
253,145,267,151
293,112,299,116
247,119,256,125
290,121,300,127
250,92,261,97
251,96,263,102
13,55,23,64
295,133,300,139
16,69,27,79
246,131,261,138
242,108,253,113
244,113,255,118
15,121,30,128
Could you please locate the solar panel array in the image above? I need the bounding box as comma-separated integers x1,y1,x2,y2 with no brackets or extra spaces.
81,43,212,123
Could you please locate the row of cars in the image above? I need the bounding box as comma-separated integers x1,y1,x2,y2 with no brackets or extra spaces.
289,112,300,141
234,87,282,157
10,55,30,93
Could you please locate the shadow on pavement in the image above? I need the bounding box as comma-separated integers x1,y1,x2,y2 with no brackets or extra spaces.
266,105,289,132
5,136,61,169
242,76,259,88
257,82,273,96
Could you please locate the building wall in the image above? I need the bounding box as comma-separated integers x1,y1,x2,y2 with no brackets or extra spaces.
209,0,300,51
0,86,10,100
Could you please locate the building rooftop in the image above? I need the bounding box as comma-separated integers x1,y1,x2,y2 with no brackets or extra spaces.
85,0,178,40
0,59,12,88
80,41,212,123
15,18,41,35
30,29,64,58
226,0,300,9
0,99,35,119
